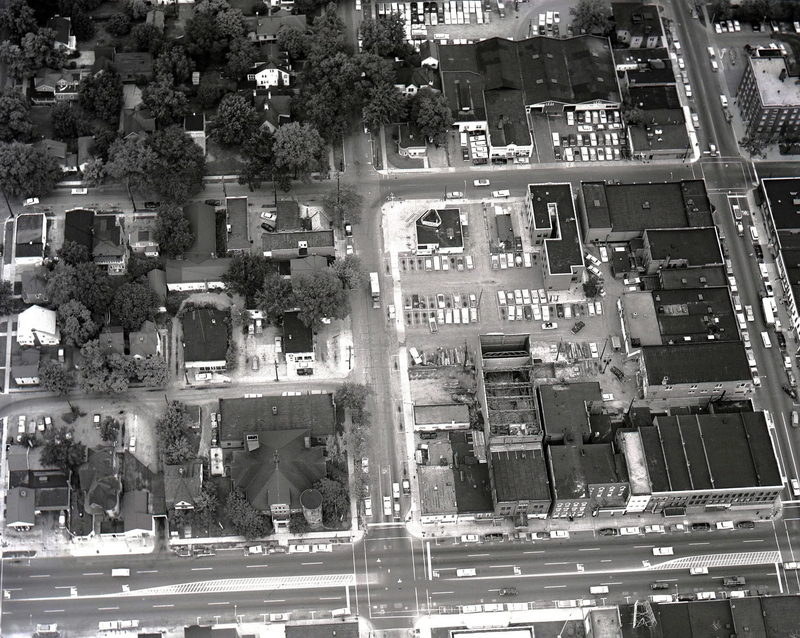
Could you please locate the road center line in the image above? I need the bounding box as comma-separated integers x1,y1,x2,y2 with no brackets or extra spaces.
82,572,102,576
579,548,600,551
207,602,229,606
523,550,545,554
246,564,270,568
97,607,119,611
602,582,623,585
468,553,490,557
743,539,764,543
545,562,568,565
319,596,342,600
544,585,567,589
191,567,214,571
431,591,454,595
633,546,653,549
153,604,174,608
600,559,612,563
137,570,158,574
53,586,73,589
302,562,323,565
29,575,50,578
690,542,710,545
265,599,286,603
43,610,64,613
488,564,516,568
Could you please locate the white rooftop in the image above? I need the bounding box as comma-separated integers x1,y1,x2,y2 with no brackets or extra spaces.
751,56,800,107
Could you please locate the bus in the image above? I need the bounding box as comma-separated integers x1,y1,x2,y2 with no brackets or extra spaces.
369,272,380,309
762,296,776,327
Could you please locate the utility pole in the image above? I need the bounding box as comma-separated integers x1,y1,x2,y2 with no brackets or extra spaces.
273,360,279,382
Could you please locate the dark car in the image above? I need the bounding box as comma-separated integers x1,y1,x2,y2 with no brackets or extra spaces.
783,384,798,400
610,366,625,381
572,321,586,334
650,583,670,590
598,528,618,536
204,199,221,206
260,222,275,232
499,587,518,596
736,521,755,529
754,244,764,261
297,368,314,376
143,201,160,209
777,332,787,349
691,522,711,531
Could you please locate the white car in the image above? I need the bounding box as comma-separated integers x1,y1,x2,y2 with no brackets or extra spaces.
346,243,354,256
260,210,277,222
492,190,510,198
542,322,558,330
792,478,800,497
364,498,372,517
677,57,685,69
685,84,693,98
473,179,490,187
653,547,674,556
23,197,39,206
361,457,369,473
745,305,755,322
71,188,88,195
446,191,464,199
550,530,569,538
784,355,792,370
461,534,480,543
690,567,709,575
128,437,136,453
691,112,700,128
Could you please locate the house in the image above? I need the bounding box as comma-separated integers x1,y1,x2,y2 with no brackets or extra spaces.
225,196,250,253
79,447,122,517
261,230,335,259
246,61,290,89
113,53,155,83
119,106,156,139
525,183,585,291
17,306,60,347
98,326,125,356
184,112,206,155
397,123,427,158
145,9,165,30
37,138,77,172
14,212,47,265
394,64,441,96
490,437,552,519
121,490,154,535
165,258,231,292
181,307,228,371
126,212,159,257
64,208,94,251
253,90,292,132
148,269,167,311
129,321,161,359
247,12,306,42
6,448,71,529
93,214,127,274
30,69,86,104
164,460,204,510
21,266,49,304
11,348,40,385
47,16,77,52
183,202,218,260
77,136,95,173
6,487,36,529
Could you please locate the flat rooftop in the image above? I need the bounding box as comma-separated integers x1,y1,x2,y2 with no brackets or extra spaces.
226,196,250,251
651,287,737,343
762,176,800,231
617,430,651,495
414,404,470,427
749,56,800,107
491,444,550,503
642,341,750,385
537,382,601,442
549,443,622,499
642,412,781,492
645,227,722,266
415,208,464,250
658,265,728,289
218,394,335,443
528,183,584,276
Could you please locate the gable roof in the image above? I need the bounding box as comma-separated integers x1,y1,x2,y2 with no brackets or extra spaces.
129,320,159,358
47,16,72,47
6,487,35,526
164,460,203,508
93,214,124,260
98,326,125,355
18,305,58,341
121,490,153,533
78,447,121,516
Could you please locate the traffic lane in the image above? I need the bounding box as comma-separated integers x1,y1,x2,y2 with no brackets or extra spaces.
3,550,357,598
1,585,355,635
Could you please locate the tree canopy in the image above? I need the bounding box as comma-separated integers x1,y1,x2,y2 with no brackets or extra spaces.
142,74,189,123
41,428,86,471
226,489,272,538
332,255,367,290
408,88,452,145
292,270,350,329
154,45,196,84
313,476,349,526
156,203,195,257
255,271,294,325
38,359,72,395
0,142,62,198
272,122,328,187
210,93,259,146
112,281,158,331
360,13,410,58
79,70,123,124
0,90,32,142
321,184,363,227
57,299,99,347
222,253,274,307
155,401,195,464
0,0,38,44
145,126,206,201
570,0,612,35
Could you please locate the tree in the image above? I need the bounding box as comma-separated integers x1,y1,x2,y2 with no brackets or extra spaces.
194,0,233,15
321,183,363,227
408,88,452,145
127,253,161,279
624,106,644,126
273,122,328,186
79,340,131,393
239,127,275,190
51,101,89,140
224,36,257,80
255,271,294,325
362,78,406,132
154,45,195,84
73,262,112,314
332,255,367,290
292,270,350,328
38,359,72,395
294,0,330,14
222,253,274,306
41,427,86,471
0,90,32,142
58,240,90,265
82,157,106,186
57,299,99,347
335,382,371,412
146,126,206,201
0,280,16,315
155,401,195,464
0,29,65,79
192,482,219,532
184,12,227,69
583,276,600,299
105,13,132,36
288,512,310,534
124,0,149,19
156,203,195,257
0,0,38,44
298,51,363,141
130,23,165,55
71,11,95,42
197,79,229,109
210,93,258,146
313,477,349,526
79,70,123,124
215,6,247,40
112,281,157,331
92,125,119,161
226,489,272,538
142,74,189,123
570,0,612,35
99,416,120,442
276,25,308,61
0,142,61,197
134,357,168,386
106,136,156,197
360,13,410,58
709,0,733,21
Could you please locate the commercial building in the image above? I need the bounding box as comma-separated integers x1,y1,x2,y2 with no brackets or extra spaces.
413,404,470,431
737,55,800,143
181,308,228,372
415,208,464,255
525,183,585,291
490,437,552,519
626,85,691,160
642,227,722,274
282,310,314,371
16,305,59,347
612,2,665,49
640,341,752,402
579,180,712,243
617,412,782,514
225,196,250,253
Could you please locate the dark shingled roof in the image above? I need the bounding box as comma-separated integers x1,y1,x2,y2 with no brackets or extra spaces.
218,394,335,445
640,412,781,493
642,341,750,385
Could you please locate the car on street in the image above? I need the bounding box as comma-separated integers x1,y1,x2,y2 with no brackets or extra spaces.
499,587,518,596
678,57,685,69
745,305,755,321
346,242,354,256
491,189,510,198
644,525,665,533
550,530,569,538
383,496,392,516
751,370,761,386
542,322,557,330
446,191,464,199
71,188,88,195
650,583,670,590
598,528,618,536
461,534,480,543
691,112,700,128
361,457,369,473
23,197,39,206
364,498,372,517
128,437,136,453
691,522,711,531
344,222,353,237
736,520,755,529
93,414,101,427
473,179,490,187
791,478,800,497
653,547,674,556
144,201,160,209
690,566,709,575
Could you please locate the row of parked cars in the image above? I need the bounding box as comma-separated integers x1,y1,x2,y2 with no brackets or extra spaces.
15,415,52,440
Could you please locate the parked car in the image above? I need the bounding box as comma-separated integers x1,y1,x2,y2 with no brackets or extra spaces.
473,179,490,187
571,321,585,334
344,222,353,237
598,528,618,536
736,521,755,529
653,547,674,556
204,199,221,206
691,522,711,531
542,322,558,330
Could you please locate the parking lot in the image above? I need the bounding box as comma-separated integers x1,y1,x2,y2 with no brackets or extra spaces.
531,108,627,164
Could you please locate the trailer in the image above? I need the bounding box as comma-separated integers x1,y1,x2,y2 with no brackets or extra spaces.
370,272,381,308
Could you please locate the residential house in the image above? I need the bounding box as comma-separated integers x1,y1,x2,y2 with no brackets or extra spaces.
262,230,335,259
253,90,292,132
397,123,427,158
77,136,95,173
6,448,71,530
247,12,306,42
126,213,159,257
113,52,155,83
120,490,154,536
21,266,49,304
129,321,161,359
11,348,40,386
37,138,77,172
17,306,60,347
14,212,47,265
6,487,36,529
145,9,165,30
184,112,206,155
119,106,156,140
165,258,231,292
98,326,125,356
148,269,167,311
64,208,94,251
93,214,127,274
394,64,440,96
183,202,218,260
79,447,122,517
247,60,290,89
30,69,86,104
181,307,228,371
47,16,77,52
164,460,204,510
